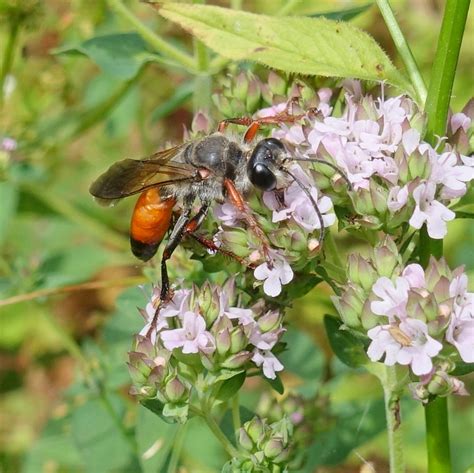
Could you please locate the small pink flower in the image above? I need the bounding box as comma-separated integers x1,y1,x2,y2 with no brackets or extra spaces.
224,307,256,326
160,312,215,354
251,349,284,379
409,181,455,238
367,318,443,375
431,151,474,199
387,185,408,212
214,203,241,226
402,128,421,155
451,112,471,133
446,305,474,363
254,252,294,297
371,276,410,319
402,264,426,289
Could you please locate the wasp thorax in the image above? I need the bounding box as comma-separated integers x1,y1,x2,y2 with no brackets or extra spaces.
247,138,286,191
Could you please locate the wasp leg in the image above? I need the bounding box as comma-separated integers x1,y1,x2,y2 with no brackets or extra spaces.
218,112,306,143
223,178,271,260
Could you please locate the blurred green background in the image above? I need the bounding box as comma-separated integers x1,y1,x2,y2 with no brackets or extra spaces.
0,1,473,472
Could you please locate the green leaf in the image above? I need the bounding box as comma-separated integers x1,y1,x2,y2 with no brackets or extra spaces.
279,327,324,380
324,315,369,368
158,4,412,93
311,4,373,22
135,406,177,473
305,398,387,468
72,395,139,472
55,33,158,79
265,373,284,394
150,80,194,123
451,361,474,376
216,371,246,401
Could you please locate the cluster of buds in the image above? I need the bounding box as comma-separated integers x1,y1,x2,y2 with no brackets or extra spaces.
224,416,295,472
333,236,473,399
128,279,286,422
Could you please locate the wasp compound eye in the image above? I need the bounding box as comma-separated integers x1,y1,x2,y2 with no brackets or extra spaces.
248,162,277,191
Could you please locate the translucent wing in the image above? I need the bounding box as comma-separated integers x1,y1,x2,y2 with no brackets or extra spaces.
89,144,196,206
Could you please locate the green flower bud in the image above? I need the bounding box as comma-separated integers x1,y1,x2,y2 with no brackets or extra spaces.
334,284,365,328
347,254,377,292
273,446,291,464
369,180,388,215
238,428,254,451
268,72,287,96
360,299,379,330
164,376,187,403
221,351,252,369
408,149,431,180
372,237,400,277
219,227,252,258
245,417,266,445
263,437,285,459
230,326,248,354
233,71,249,102
216,328,231,356
246,76,262,112
258,311,282,333
351,188,373,215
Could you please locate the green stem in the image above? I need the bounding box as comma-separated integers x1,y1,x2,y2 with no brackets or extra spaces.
0,20,20,107
106,0,196,72
382,365,405,473
231,394,241,433
425,397,452,473
167,424,188,473
277,0,302,16
375,0,427,104
424,0,470,144
203,413,240,458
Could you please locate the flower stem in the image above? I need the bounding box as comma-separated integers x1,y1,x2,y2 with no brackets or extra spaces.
382,365,405,473
231,394,241,433
167,424,188,473
203,413,240,458
423,0,470,144
0,20,20,107
424,396,452,473
106,0,196,72
375,0,427,105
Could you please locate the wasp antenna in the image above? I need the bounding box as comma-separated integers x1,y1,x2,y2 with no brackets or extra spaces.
281,168,325,245
288,157,353,191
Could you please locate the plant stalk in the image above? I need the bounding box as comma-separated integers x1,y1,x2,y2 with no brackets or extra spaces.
382,365,405,473
203,413,240,458
424,397,452,473
375,0,427,105
424,0,470,144
106,0,196,71
231,394,241,433
0,20,20,107
167,424,188,473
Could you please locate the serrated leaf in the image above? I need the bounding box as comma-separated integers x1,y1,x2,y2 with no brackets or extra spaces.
55,33,158,79
158,4,412,93
324,315,369,368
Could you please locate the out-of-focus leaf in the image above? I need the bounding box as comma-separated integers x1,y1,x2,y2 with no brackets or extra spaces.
451,361,474,376
150,80,194,123
23,415,84,473
0,182,18,245
216,371,246,401
158,4,412,93
279,327,324,380
310,4,373,21
305,398,387,469
135,406,177,473
72,394,139,472
182,416,227,470
55,33,157,80
324,315,369,368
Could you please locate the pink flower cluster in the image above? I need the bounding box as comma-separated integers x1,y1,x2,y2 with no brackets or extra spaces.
138,280,285,379
367,263,473,376
268,82,473,239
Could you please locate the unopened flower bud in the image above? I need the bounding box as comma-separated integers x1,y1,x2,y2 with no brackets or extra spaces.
347,254,377,292
409,149,431,179
233,71,249,102
369,180,388,215
230,326,248,353
258,310,282,333
372,237,400,277
268,72,287,96
216,328,231,356
238,428,254,451
164,376,187,403
219,227,252,258
263,437,285,459
221,351,252,369
246,417,266,445
273,446,291,464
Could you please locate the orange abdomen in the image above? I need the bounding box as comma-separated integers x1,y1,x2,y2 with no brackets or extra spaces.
130,188,176,261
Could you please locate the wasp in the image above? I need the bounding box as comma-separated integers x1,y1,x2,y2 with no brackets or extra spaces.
89,113,348,304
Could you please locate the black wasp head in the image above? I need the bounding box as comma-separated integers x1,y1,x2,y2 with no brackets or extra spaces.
247,138,286,191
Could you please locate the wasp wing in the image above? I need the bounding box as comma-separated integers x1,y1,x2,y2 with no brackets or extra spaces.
89,144,196,206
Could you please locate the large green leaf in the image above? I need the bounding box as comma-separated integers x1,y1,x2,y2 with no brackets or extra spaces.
158,4,412,93
55,33,158,79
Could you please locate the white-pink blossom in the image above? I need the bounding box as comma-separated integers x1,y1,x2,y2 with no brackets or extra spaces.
409,181,455,238
254,252,294,297
371,276,410,319
251,349,284,379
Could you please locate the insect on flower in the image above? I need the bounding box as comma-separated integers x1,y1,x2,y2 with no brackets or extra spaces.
89,111,350,305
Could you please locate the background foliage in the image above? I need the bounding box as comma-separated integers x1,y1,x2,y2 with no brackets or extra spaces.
0,1,472,472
